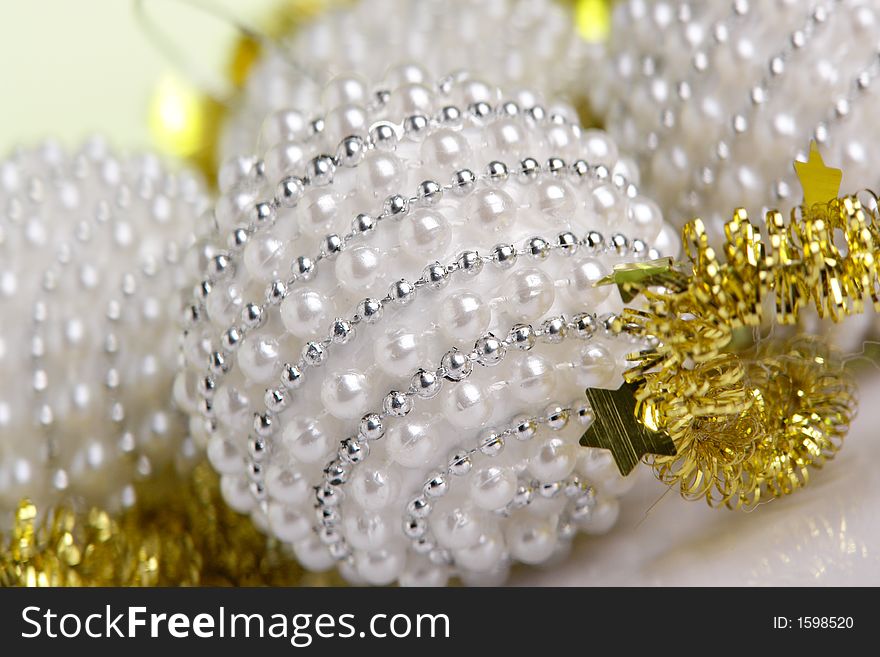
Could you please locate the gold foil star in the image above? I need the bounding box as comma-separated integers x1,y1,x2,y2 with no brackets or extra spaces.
594,257,688,303
793,141,842,208
579,382,677,475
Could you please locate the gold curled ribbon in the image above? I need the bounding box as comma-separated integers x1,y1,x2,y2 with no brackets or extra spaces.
597,190,874,508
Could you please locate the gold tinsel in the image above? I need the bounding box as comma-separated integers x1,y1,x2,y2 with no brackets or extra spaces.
0,463,340,586
645,339,855,508
607,171,875,506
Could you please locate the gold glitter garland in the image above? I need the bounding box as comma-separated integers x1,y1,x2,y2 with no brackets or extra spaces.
0,463,340,587
643,339,855,508
597,145,870,508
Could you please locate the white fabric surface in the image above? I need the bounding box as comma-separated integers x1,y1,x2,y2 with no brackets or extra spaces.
511,371,880,586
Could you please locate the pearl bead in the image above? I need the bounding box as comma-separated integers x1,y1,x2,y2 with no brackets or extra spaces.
505,516,557,564
545,123,577,154
386,413,437,467
581,129,619,167
390,82,435,115
212,385,251,432
653,223,682,259
528,437,577,482
578,497,620,535
454,531,504,572
566,257,612,304
320,369,370,420
458,78,500,105
469,465,516,511
442,381,493,429
532,178,576,223
262,142,305,184
355,546,406,586
280,288,333,339
506,267,555,320
218,155,258,192
383,62,428,88
243,233,288,283
399,558,448,587
220,475,255,514
322,72,369,107
282,415,331,464
440,290,491,342
323,104,369,142
292,535,335,572
334,245,382,294
266,466,311,506
357,151,406,197
205,281,244,328
512,354,558,403
488,118,530,154
268,502,311,542
373,327,425,377
214,189,258,231
350,466,398,512
343,511,392,551
420,128,473,173
431,505,482,550
172,371,200,415
297,189,339,237
466,186,517,232
626,196,664,241
260,109,307,146
574,343,617,388
206,436,242,475
236,335,279,384
590,184,626,229
398,209,452,260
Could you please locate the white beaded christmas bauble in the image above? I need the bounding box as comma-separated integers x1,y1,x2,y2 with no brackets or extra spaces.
591,0,880,240
0,138,210,523
183,57,680,585
221,0,590,160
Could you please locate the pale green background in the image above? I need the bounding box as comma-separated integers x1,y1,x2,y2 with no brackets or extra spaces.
0,0,276,153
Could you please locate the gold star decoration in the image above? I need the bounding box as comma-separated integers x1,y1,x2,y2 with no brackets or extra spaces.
579,382,677,475
793,140,842,208
594,257,688,303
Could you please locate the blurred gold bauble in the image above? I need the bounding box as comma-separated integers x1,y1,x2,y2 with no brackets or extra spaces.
148,0,340,183
148,0,612,180
1,462,342,587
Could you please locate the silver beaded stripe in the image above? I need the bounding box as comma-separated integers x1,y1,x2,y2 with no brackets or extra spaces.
772,47,880,202
256,67,577,155
29,298,60,485
689,1,839,200
7,177,71,477
313,311,634,564
12,171,189,498
194,155,641,435
97,184,191,487
189,85,590,317
402,403,598,567
188,96,613,418
244,227,653,502
194,92,603,303
645,0,751,154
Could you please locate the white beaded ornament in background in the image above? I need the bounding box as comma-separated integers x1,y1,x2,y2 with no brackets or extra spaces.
180,50,681,585
221,0,590,161
591,0,880,240
0,138,210,525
